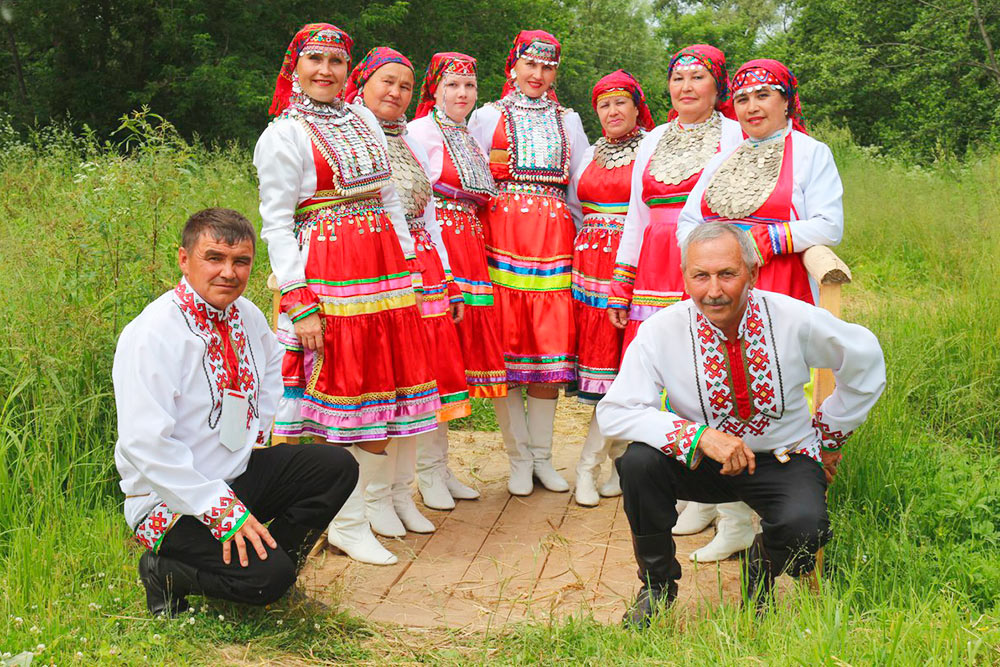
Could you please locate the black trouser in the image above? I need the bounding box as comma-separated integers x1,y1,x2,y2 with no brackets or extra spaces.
157,443,357,605
616,441,831,586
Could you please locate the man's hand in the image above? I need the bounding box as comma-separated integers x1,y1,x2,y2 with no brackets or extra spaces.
820,450,842,484
608,308,629,330
293,312,323,352
222,514,278,567
697,428,756,475
450,301,465,324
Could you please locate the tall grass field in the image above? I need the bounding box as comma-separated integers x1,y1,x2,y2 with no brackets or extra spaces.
1,114,999,664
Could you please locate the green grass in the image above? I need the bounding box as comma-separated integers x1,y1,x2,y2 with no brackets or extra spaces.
2,114,1000,664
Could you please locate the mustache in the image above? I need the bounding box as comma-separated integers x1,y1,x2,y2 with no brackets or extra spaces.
702,295,733,306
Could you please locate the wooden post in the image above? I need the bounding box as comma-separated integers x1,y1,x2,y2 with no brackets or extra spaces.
799,246,852,591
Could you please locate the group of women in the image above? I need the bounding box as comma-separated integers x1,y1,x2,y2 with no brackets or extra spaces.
253,24,844,566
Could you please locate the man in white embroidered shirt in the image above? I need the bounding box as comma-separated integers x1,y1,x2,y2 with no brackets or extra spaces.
114,208,358,616
597,222,885,626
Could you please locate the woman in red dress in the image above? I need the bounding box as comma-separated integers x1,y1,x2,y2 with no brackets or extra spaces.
568,70,655,506
469,31,590,496
254,25,441,565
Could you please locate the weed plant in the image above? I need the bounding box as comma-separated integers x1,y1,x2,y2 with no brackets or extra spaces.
1,114,998,663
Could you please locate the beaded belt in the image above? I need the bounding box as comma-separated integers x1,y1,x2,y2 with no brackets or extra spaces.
406,214,426,232
496,181,567,200
581,213,624,233
434,196,479,215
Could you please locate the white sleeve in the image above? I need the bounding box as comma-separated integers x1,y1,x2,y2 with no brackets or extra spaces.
802,306,886,450
563,111,590,227
597,317,707,468
406,117,445,185
566,144,595,232
406,135,452,271
113,328,236,517
468,105,501,153
788,137,844,251
254,121,308,292
615,128,659,273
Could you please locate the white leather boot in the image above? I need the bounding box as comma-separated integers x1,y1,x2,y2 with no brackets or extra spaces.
689,502,756,562
574,414,606,507
436,422,479,500
598,439,627,497
672,501,718,535
392,438,436,534
327,447,398,565
364,443,406,538
526,395,569,492
493,391,534,496
416,429,455,510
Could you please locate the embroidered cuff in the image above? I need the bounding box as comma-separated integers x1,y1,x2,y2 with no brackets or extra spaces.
198,489,250,542
609,263,636,308
279,286,319,316
662,420,706,469
446,279,464,303
813,409,851,451
749,226,773,265
134,502,181,553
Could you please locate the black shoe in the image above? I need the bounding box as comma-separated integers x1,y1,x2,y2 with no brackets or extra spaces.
622,581,677,628
740,534,776,614
138,551,198,617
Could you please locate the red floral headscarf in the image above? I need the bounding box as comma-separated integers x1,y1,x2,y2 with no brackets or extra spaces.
731,58,807,134
343,46,414,104
502,30,561,102
415,52,478,119
666,44,735,121
591,70,655,135
268,23,353,117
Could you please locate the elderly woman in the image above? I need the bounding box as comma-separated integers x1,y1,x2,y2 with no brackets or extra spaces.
468,31,589,496
407,52,507,509
253,25,441,566
568,70,655,507
609,45,746,561
675,58,845,562
342,47,472,537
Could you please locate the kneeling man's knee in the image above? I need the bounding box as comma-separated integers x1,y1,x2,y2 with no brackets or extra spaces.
255,550,297,605
617,442,666,485
771,505,830,553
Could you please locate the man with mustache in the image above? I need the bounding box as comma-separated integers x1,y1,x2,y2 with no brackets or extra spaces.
113,208,358,616
597,222,885,626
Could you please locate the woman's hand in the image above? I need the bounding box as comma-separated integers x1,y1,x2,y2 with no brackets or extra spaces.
451,302,465,324
294,312,324,352
608,308,629,329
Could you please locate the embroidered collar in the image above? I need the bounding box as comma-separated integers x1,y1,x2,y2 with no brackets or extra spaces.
506,89,555,110
694,290,757,341
175,278,233,323
747,121,791,148
379,115,407,137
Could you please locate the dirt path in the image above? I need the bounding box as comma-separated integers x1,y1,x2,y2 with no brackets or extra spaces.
299,399,767,629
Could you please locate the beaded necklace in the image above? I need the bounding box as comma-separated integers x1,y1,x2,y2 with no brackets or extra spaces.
647,111,722,185
704,125,788,220
593,127,645,170
380,116,432,225
434,107,497,197
497,90,569,183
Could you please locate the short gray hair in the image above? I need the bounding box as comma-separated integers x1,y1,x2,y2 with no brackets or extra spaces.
680,222,760,271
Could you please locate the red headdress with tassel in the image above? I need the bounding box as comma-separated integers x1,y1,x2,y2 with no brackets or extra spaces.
415,52,478,119
666,44,734,121
591,69,655,135
343,46,414,105
731,58,807,134
268,23,353,117
502,30,561,102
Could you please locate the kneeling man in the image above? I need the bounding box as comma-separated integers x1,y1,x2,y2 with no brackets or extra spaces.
114,208,358,616
597,222,885,626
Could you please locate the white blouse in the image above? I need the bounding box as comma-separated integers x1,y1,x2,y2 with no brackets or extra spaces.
597,290,885,465
253,104,415,294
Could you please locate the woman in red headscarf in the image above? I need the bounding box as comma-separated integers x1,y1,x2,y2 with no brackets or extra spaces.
253,25,441,567
407,52,508,510
342,47,472,538
468,30,590,497
567,70,654,507
679,58,843,304
610,45,743,353
674,58,844,564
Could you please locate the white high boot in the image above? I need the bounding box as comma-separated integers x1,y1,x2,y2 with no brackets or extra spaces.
364,443,406,538
673,501,718,535
574,414,607,507
327,447,398,565
438,423,480,500
392,438,436,534
598,440,627,497
526,395,569,492
416,428,455,510
689,502,757,562
493,391,534,496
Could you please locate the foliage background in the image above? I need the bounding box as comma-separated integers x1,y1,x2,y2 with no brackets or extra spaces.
1,0,998,157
